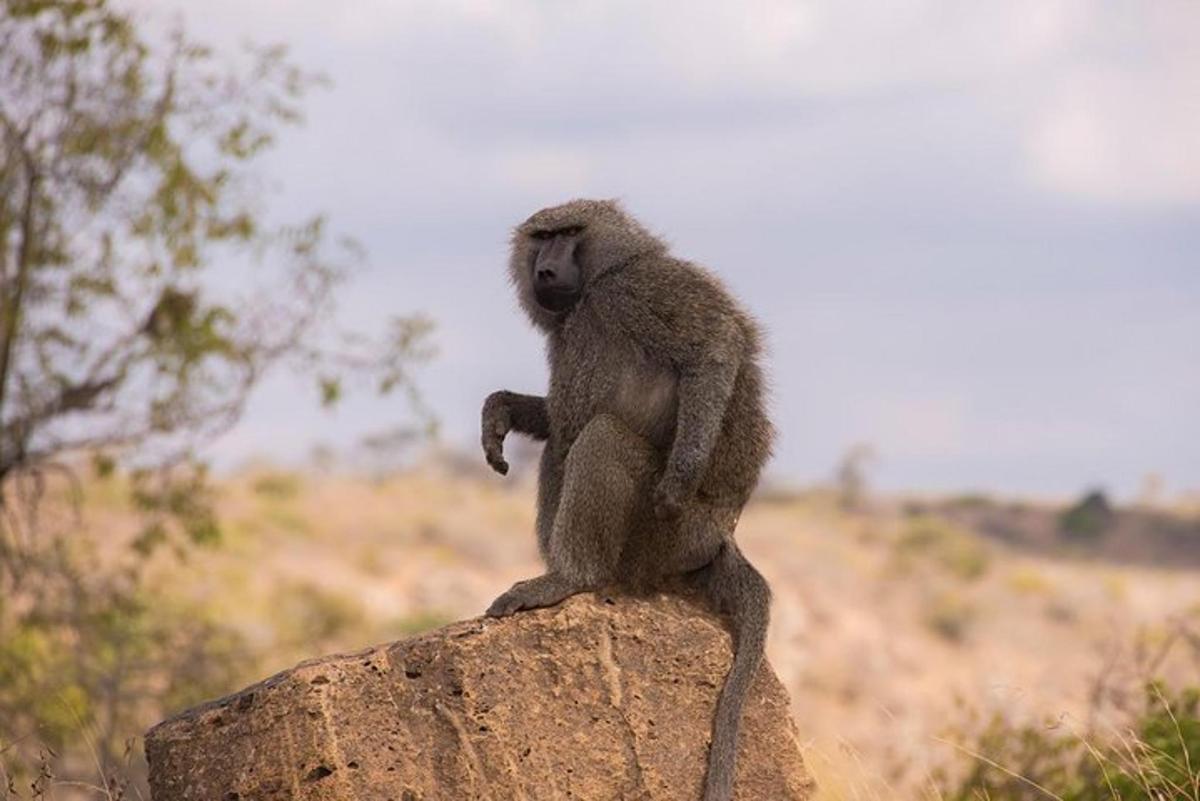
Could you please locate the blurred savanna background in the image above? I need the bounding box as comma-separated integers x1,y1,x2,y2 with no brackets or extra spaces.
1,1,1198,799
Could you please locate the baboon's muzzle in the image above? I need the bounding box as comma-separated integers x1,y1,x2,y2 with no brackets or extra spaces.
532,233,581,312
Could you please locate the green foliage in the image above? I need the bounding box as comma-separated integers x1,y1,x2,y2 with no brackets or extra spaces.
0,0,433,487
130,462,221,551
0,569,251,777
319,375,343,408
1059,489,1115,543
91,452,117,479
934,682,1200,800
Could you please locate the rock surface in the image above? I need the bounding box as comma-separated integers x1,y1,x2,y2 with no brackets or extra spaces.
145,592,813,800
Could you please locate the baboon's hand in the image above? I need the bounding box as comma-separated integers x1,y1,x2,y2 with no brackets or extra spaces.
481,391,512,475
652,476,686,520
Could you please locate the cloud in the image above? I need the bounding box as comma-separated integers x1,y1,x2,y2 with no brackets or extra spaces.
856,392,971,461
142,0,1200,495
493,147,595,194
152,0,1200,209
1027,65,1200,205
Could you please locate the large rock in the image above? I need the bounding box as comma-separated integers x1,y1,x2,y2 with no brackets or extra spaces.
146,592,813,800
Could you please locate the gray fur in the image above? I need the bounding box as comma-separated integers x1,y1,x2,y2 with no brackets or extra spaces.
482,199,774,801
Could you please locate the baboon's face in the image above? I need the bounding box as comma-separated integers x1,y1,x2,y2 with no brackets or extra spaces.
526,226,584,313
510,199,663,331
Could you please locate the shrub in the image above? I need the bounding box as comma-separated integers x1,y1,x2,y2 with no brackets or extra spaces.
896,516,991,581
1007,567,1055,596
925,592,976,643
1059,489,1115,542
933,682,1200,800
252,472,304,501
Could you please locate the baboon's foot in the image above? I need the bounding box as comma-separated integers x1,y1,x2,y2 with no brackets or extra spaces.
485,573,581,617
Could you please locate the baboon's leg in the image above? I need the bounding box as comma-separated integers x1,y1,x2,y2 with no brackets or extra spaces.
534,445,564,560
486,414,655,618
548,413,657,582
630,499,739,584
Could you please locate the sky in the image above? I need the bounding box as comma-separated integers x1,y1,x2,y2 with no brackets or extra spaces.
149,0,1199,499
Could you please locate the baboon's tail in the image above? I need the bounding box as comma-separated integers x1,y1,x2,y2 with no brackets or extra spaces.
691,540,771,801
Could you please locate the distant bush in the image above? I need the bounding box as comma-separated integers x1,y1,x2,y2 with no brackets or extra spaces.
934,681,1200,800
1007,567,1055,596
896,516,991,581
252,472,304,501
834,443,875,512
1059,489,1115,542
925,591,976,643
0,580,250,787
946,493,996,510
270,582,367,653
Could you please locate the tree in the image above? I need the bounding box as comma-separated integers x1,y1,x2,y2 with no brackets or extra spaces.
0,0,432,538
0,0,432,790
834,442,876,512
1058,488,1114,543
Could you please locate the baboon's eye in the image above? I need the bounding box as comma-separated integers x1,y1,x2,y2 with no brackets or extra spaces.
530,226,582,240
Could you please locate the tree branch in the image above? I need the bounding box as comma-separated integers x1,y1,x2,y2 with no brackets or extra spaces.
0,162,40,443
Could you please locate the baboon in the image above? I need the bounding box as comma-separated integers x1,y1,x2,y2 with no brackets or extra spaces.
481,199,773,801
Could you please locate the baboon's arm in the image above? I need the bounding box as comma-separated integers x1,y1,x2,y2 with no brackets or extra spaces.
659,354,739,510
489,391,550,438
512,394,550,439
481,390,549,475
593,268,744,514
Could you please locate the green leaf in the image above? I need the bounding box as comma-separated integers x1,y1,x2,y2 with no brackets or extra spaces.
91,453,116,478
131,521,168,557
319,376,342,408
